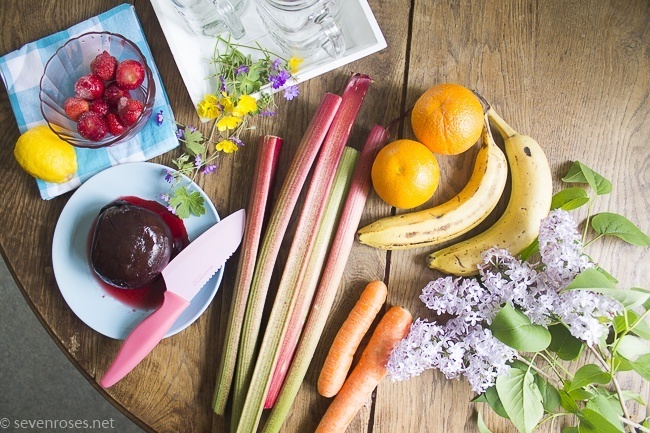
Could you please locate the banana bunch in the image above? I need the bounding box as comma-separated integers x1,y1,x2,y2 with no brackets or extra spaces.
427,108,553,275
357,116,508,250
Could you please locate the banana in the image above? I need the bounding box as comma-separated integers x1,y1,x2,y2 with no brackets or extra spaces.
427,108,553,276
357,116,508,250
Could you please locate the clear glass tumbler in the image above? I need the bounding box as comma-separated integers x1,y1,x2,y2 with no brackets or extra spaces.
255,0,346,59
171,0,248,39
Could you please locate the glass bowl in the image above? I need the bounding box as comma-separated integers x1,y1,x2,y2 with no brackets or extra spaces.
39,31,156,149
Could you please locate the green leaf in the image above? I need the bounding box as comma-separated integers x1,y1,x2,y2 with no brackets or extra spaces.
534,374,561,412
568,386,594,401
490,303,551,352
577,408,625,433
586,394,623,430
630,353,650,380
559,389,579,413
477,411,493,433
562,161,612,195
591,212,650,246
548,324,584,360
568,364,610,391
620,390,647,406
472,394,488,403
519,237,539,261
616,335,650,361
169,187,207,219
182,129,206,156
484,385,510,419
613,310,650,340
551,187,590,210
496,367,544,433
594,265,618,285
565,269,650,308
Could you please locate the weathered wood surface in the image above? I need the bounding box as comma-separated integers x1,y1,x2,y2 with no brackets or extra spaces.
0,0,648,432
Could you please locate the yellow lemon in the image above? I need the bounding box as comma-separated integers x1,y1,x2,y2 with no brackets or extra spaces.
14,125,77,183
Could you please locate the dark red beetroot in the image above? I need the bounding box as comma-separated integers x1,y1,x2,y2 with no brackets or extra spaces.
91,199,174,289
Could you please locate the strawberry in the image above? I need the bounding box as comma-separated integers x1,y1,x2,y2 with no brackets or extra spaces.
115,59,145,90
77,111,108,141
103,83,131,107
90,51,118,81
117,97,144,126
90,98,109,116
106,113,127,136
74,74,105,100
64,96,90,121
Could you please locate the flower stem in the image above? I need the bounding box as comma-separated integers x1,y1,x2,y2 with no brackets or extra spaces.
516,355,555,383
619,416,650,433
581,197,595,247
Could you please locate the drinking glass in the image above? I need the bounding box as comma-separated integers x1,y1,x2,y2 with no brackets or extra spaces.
255,0,345,59
171,0,248,39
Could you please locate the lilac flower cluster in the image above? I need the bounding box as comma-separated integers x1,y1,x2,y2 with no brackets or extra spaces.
387,209,621,392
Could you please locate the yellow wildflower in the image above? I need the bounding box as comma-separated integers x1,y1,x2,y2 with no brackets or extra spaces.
216,139,239,153
233,95,258,117
217,115,243,131
288,56,303,74
197,94,220,119
219,92,235,114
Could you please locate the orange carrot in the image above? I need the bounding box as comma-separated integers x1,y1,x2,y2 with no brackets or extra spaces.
317,280,388,398
315,306,412,433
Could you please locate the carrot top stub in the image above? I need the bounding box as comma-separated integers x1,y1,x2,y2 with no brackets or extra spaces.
315,305,412,433
317,280,388,398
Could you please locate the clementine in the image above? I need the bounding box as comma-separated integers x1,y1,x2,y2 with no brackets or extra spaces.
411,83,484,155
371,139,440,209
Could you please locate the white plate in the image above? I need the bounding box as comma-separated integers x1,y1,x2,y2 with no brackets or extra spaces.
52,162,222,340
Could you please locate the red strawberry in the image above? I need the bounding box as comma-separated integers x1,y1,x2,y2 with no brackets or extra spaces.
90,98,109,116
77,111,108,141
106,113,127,136
64,96,90,121
74,74,105,100
117,97,144,126
90,51,118,81
103,83,130,107
115,59,145,90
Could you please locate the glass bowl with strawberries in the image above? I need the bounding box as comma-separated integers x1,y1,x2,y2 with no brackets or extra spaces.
39,32,156,148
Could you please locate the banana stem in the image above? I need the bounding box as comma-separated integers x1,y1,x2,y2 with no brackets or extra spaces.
487,107,518,138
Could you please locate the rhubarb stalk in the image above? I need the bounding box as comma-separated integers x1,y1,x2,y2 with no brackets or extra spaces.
235,74,372,433
212,135,283,415
264,147,359,408
232,93,342,428
261,124,389,433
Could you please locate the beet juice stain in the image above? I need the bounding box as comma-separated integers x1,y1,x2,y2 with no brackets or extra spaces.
88,196,189,310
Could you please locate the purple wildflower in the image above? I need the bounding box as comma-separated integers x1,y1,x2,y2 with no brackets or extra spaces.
202,164,217,174
235,65,249,75
164,169,174,183
259,110,277,117
158,193,170,203
176,128,184,139
155,110,164,126
167,205,176,215
269,70,290,89
271,58,282,70
284,84,299,100
194,154,202,167
229,136,244,147
219,75,226,92
187,125,197,133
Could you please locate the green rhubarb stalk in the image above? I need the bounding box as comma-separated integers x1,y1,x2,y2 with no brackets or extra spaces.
235,74,372,433
261,124,389,433
212,135,283,415
231,93,342,429
263,147,359,409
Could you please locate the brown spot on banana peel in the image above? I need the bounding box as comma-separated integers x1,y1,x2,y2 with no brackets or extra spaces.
524,147,531,157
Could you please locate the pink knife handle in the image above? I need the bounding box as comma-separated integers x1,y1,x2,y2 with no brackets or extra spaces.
100,291,190,388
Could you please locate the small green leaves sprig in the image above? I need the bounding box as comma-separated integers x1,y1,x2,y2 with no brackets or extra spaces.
475,161,650,433
162,36,301,218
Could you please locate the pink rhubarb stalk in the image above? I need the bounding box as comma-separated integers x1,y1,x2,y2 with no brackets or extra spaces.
261,124,389,433
232,93,342,428
235,74,372,433
212,135,283,415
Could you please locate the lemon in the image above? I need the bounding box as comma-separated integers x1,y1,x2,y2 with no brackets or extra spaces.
14,125,78,183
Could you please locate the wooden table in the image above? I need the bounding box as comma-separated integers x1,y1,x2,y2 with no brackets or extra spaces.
1,1,648,432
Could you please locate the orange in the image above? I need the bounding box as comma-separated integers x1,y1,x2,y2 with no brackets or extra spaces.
411,83,484,155
371,139,440,209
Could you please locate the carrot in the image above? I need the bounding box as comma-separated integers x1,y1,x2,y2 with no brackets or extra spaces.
315,306,412,433
317,280,388,398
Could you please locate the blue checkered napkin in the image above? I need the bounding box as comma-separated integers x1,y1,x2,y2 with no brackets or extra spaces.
0,4,179,200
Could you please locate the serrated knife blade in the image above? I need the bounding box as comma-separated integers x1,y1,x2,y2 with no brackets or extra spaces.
100,209,245,388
